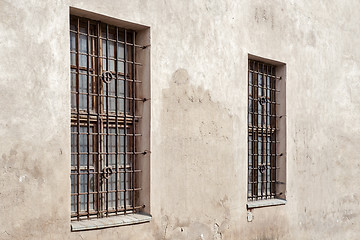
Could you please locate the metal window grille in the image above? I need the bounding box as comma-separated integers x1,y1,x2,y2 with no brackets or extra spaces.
70,15,144,220
248,59,279,201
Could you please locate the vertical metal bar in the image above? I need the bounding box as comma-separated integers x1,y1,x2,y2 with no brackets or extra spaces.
273,66,277,198
255,62,261,199
260,63,263,199
86,19,91,218
96,21,101,218
132,31,136,212
261,63,265,199
247,60,250,200
264,64,267,199
248,59,254,200
270,65,276,195
76,17,81,220
123,29,128,213
115,27,119,214
270,66,274,198
248,59,251,200
264,64,268,199
249,60,252,200
252,60,257,200
105,24,109,217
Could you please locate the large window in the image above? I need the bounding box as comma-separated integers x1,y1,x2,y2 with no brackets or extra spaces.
70,15,144,220
247,58,286,203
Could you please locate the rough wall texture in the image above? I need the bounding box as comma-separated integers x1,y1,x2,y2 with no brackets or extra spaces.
0,0,359,239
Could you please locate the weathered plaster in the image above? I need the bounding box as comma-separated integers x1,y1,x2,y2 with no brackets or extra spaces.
0,0,360,239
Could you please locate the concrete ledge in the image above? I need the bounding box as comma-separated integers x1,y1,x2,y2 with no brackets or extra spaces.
71,213,152,231
247,199,286,209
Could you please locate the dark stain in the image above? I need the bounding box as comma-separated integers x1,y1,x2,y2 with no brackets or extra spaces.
158,69,235,239
254,6,275,29
10,149,17,156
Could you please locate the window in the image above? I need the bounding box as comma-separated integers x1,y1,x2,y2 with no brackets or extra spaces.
70,15,148,222
247,57,286,205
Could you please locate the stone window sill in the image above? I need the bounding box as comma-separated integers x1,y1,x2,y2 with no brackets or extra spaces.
247,199,286,209
71,213,152,231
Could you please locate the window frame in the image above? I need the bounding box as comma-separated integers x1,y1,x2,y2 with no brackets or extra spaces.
247,55,287,208
70,14,145,221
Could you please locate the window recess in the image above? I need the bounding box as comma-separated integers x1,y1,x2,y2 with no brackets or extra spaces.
70,15,147,221
247,58,286,203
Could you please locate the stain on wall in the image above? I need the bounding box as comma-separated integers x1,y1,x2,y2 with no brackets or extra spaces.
154,69,235,240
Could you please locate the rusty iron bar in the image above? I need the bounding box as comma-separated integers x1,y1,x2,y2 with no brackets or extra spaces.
248,59,279,201
123,29,128,213
86,19,91,219
70,15,142,220
115,26,119,215
132,31,136,213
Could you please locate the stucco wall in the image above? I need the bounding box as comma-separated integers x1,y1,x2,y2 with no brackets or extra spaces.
0,0,360,239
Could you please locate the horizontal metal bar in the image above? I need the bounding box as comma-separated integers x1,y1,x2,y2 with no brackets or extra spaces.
71,205,144,218
71,188,142,196
248,84,279,91
248,153,283,156
248,69,281,79
248,126,278,130
71,151,146,155
70,169,141,173
247,140,279,143
70,92,145,101
71,112,142,119
247,112,283,118
71,133,142,137
248,97,280,105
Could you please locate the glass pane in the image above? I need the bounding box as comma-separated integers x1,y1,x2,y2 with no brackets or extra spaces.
89,23,96,36
109,60,115,72
258,104,262,126
127,45,133,62
119,129,127,166
79,35,87,53
71,126,77,167
100,23,107,38
117,44,125,60
248,72,252,95
89,37,97,56
102,40,107,57
79,126,94,166
71,53,76,66
79,55,87,68
248,167,252,196
118,29,125,42
71,72,76,109
71,170,77,212
104,127,116,166
117,61,125,75
80,170,88,211
248,99,252,124
79,20,87,34
127,63,133,79
118,172,131,208
70,18,77,31
109,41,115,58
109,27,116,40
108,173,116,209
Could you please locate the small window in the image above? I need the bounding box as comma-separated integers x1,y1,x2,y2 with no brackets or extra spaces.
70,15,146,221
247,58,286,205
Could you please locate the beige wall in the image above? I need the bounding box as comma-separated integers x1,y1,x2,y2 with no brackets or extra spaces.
0,0,360,239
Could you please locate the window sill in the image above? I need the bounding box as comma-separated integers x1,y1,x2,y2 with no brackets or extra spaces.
71,213,152,232
247,199,286,209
